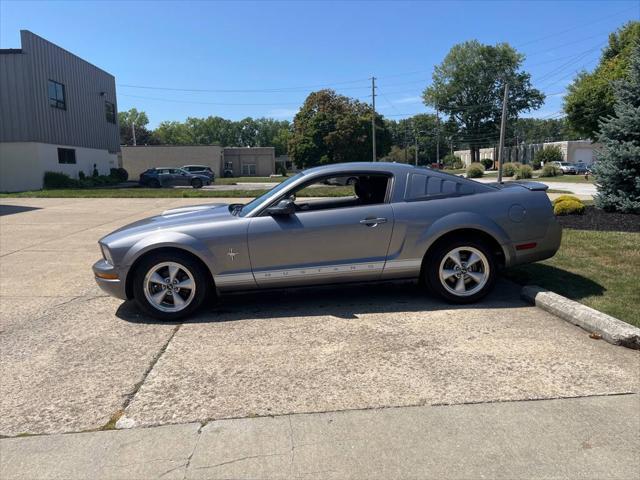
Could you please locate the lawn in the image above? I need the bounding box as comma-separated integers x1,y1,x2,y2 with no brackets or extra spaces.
214,176,285,185
504,229,640,327
0,186,353,198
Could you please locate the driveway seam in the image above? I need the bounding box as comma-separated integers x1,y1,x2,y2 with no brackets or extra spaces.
116,323,183,427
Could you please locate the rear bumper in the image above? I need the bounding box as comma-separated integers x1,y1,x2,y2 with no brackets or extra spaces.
92,259,128,300
507,218,562,267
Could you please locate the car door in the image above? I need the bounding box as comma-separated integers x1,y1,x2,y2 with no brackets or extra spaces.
171,169,190,186
247,177,395,288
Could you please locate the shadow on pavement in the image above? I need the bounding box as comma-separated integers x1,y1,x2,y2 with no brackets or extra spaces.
0,204,41,216
116,278,528,325
504,263,605,300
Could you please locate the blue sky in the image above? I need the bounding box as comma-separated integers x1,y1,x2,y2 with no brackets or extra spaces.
1,0,638,127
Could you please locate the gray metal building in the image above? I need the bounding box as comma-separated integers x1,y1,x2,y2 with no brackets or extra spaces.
0,31,120,192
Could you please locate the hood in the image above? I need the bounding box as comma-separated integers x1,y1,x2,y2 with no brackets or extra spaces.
100,203,236,245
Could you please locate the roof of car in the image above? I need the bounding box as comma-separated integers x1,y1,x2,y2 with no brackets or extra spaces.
303,162,416,175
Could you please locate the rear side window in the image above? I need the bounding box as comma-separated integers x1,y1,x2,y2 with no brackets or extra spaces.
405,173,474,200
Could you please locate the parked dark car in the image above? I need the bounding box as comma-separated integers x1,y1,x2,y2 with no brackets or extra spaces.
139,168,211,189
573,162,589,175
182,165,216,180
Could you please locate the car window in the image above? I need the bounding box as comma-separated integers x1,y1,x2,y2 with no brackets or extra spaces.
240,173,305,216
285,173,391,212
405,172,474,200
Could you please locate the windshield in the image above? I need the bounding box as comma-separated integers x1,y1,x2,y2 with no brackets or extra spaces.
239,172,304,217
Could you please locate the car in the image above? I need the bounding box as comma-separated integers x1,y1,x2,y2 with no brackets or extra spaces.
94,162,562,320
139,168,211,189
573,162,589,175
549,161,577,174
182,165,216,181
324,175,359,186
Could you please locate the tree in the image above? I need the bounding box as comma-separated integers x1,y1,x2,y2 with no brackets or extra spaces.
564,21,640,139
118,108,158,145
154,121,193,145
592,41,640,213
423,40,544,164
386,114,444,164
534,145,564,169
288,89,391,167
514,118,579,144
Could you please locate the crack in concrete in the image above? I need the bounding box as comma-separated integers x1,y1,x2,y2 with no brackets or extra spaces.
182,423,204,480
192,452,290,471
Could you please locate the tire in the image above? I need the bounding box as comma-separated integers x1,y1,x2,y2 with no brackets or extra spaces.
149,179,161,188
424,239,496,304
132,251,212,320
191,178,203,189
346,177,358,186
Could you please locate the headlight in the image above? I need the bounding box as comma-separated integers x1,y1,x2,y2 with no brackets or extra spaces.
100,244,114,265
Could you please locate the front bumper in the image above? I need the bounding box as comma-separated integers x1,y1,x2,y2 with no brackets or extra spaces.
92,259,128,300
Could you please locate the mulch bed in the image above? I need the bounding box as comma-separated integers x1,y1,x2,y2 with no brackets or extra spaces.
557,206,640,233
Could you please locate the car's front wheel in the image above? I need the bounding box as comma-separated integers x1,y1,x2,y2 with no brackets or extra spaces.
425,240,496,304
132,252,211,320
191,178,203,189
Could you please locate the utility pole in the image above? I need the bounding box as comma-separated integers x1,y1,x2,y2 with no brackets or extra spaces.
497,83,509,184
131,123,137,146
435,107,440,167
414,129,419,166
371,76,377,162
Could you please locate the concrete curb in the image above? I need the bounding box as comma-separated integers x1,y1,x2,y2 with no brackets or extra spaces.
521,285,640,350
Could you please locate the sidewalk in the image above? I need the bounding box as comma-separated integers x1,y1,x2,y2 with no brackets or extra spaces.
2,394,638,480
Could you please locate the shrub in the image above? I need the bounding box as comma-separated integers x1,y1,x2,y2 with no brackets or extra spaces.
466,162,485,178
552,194,581,206
110,167,129,182
532,157,542,170
554,199,585,216
480,158,494,170
443,154,463,170
514,164,533,179
502,162,517,177
43,171,79,189
541,164,562,177
535,145,564,167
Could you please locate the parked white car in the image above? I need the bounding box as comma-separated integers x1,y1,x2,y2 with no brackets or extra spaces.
549,161,577,174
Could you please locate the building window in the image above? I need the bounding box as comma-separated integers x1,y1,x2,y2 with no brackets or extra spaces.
105,101,116,123
242,164,256,175
48,80,66,109
57,148,76,164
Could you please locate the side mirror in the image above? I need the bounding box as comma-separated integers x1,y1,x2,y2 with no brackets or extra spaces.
266,198,295,216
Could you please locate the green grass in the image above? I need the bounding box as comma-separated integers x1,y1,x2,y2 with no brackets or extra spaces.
0,186,354,198
504,229,640,327
214,176,284,185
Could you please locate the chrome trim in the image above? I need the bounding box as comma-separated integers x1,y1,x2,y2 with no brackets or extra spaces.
214,272,256,288
383,259,422,271
254,261,385,283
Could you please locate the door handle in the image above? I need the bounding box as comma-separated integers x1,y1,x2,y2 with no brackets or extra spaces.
359,217,387,226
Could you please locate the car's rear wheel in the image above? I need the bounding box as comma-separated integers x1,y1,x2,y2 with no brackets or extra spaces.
425,239,496,304
346,177,358,185
191,178,203,189
132,252,211,320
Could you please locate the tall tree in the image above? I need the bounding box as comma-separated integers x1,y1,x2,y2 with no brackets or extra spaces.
564,21,640,139
592,41,640,213
423,40,544,164
288,90,391,167
118,108,158,145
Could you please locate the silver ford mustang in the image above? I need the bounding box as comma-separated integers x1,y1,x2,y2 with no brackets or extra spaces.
93,162,561,320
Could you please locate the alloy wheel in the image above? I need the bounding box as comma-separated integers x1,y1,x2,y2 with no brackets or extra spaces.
438,246,490,297
143,262,196,312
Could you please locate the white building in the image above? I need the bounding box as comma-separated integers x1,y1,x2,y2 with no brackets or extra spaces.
454,140,601,168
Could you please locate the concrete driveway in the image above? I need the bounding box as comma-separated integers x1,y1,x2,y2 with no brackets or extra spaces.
1,198,638,439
